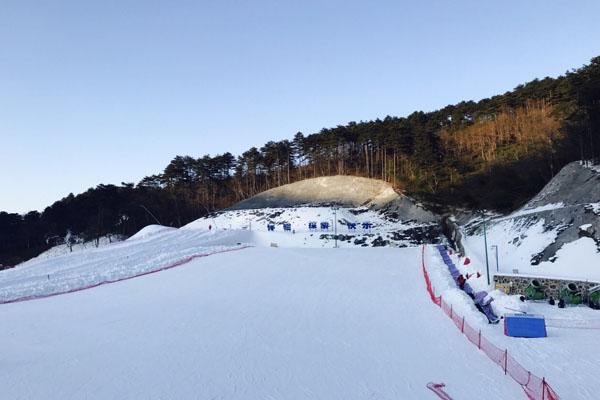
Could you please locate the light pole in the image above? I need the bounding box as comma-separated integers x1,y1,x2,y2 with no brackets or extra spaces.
481,210,491,286
333,206,339,248
491,245,499,272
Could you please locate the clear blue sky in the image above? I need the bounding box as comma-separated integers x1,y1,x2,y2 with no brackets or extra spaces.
2,0,600,213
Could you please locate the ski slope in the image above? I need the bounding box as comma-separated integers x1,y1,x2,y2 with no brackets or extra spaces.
0,229,524,399
0,227,251,303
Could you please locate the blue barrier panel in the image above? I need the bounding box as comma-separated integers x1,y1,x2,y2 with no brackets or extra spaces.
504,314,547,338
308,222,317,230
463,283,474,296
320,222,330,230
362,222,372,229
267,224,275,231
283,223,291,231
347,223,357,230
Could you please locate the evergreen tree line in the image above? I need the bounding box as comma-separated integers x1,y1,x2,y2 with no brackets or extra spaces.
2,57,599,266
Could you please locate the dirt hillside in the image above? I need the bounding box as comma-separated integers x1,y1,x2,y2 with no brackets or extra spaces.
229,175,438,222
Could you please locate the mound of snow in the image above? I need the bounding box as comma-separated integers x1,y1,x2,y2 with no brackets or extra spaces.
535,237,600,281
128,224,177,241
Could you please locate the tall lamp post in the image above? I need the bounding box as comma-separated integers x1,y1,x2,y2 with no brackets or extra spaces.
481,210,491,286
491,245,499,272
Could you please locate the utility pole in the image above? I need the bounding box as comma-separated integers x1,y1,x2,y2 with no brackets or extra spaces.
482,211,491,286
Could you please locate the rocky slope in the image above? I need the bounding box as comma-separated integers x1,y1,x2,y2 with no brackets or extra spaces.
462,161,600,280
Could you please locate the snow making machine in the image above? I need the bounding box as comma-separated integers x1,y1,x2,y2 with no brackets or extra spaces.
524,279,546,301
558,282,583,307
587,285,600,309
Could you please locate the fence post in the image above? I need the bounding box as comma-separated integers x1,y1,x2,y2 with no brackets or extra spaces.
542,377,546,400
478,330,481,349
461,317,465,333
504,349,508,375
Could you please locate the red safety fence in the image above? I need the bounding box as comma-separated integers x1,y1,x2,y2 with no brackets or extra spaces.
421,246,559,400
0,245,252,305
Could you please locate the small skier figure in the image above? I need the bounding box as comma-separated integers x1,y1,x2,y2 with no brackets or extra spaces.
209,224,212,231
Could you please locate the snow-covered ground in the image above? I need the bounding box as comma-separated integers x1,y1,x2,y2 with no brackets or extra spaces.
0,238,527,399
1,205,440,303
189,206,441,248
2,198,599,399
464,216,600,281
29,234,125,261
426,246,600,399
0,228,249,303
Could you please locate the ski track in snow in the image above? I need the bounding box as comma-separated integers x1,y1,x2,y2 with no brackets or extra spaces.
0,230,525,399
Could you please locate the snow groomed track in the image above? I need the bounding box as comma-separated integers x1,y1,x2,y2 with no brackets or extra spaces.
0,235,524,399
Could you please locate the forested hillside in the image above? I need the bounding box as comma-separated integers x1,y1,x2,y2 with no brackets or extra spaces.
2,57,599,266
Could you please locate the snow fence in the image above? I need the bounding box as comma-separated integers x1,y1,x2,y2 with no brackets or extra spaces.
0,246,252,305
421,245,559,400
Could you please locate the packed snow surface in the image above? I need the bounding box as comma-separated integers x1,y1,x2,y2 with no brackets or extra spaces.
0,227,527,399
